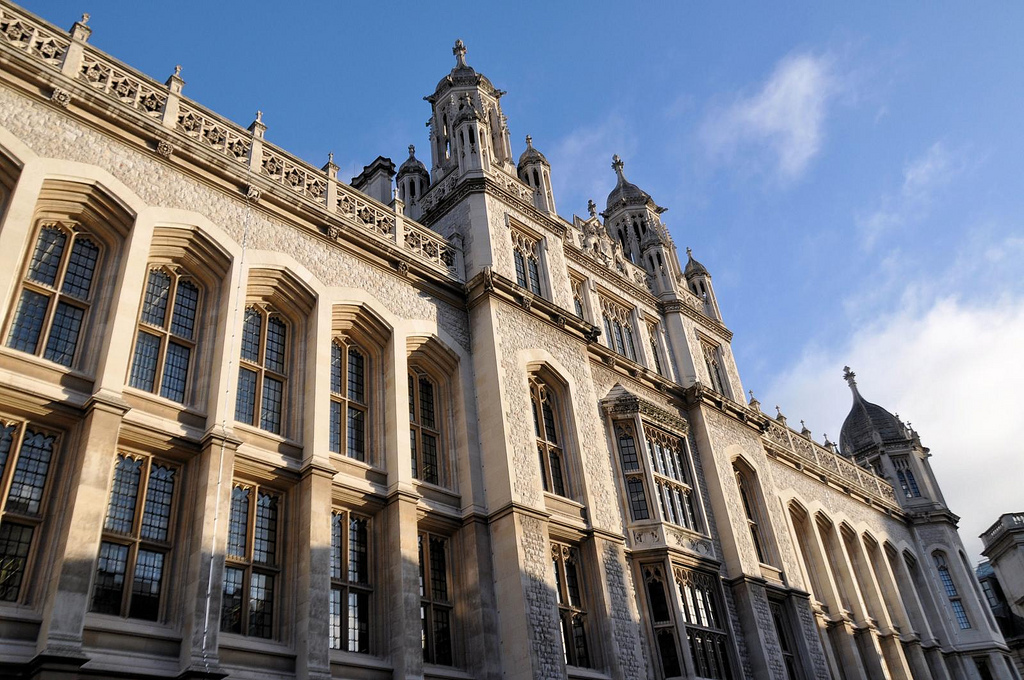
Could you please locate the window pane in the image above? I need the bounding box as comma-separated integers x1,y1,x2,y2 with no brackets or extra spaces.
347,407,365,461
6,289,48,353
6,430,55,516
571,615,589,667
623,326,636,361
330,513,343,580
0,423,15,482
429,537,448,602
61,237,99,300
527,256,541,295
348,347,365,402
329,587,342,650
349,517,368,584
27,226,66,287
227,487,249,559
627,478,649,520
170,280,199,339
264,317,286,374
240,308,261,363
410,429,418,478
92,541,129,615
128,331,161,393
514,249,527,288
220,566,244,633
329,400,342,454
432,607,452,665
618,430,639,471
330,343,343,394
248,572,274,638
549,450,566,497
140,464,175,542
542,399,558,445
253,492,278,565
129,549,164,620
657,629,682,677
260,376,284,434
613,322,625,355
43,301,84,366
648,578,671,622
420,433,438,485
565,560,582,608
0,522,34,602
348,590,369,653
418,378,435,429
235,367,258,425
160,341,191,402
104,454,142,534
141,270,171,326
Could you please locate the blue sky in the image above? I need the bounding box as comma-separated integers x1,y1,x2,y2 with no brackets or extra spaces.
23,1,1024,561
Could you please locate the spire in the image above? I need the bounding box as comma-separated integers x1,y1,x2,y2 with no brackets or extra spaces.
525,134,533,149
843,366,859,394
839,367,908,457
612,154,626,182
453,39,468,68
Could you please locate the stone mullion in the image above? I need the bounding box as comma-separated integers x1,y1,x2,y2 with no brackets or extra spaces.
35,395,129,665
177,433,238,678
294,464,333,680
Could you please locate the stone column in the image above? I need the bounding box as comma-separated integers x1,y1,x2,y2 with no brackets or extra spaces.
294,462,334,680
176,432,238,679
35,392,129,664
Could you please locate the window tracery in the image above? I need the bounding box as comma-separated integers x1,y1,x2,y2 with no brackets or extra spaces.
552,542,591,668
530,374,570,498
599,295,637,361
511,229,542,296
674,567,733,679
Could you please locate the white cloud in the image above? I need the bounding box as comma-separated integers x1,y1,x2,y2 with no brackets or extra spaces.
701,52,836,181
547,113,637,217
762,293,1024,564
858,142,960,250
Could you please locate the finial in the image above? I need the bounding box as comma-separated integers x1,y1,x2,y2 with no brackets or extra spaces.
81,13,90,25
748,390,761,412
612,154,624,172
328,152,334,164
800,420,812,438
587,199,597,218
525,135,533,148
775,405,787,424
174,64,182,77
453,39,468,68
823,434,836,452
408,144,416,157
255,110,263,123
686,246,693,259
842,365,857,388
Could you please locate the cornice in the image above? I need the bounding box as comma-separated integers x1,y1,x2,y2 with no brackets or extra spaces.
661,296,734,342
600,390,689,435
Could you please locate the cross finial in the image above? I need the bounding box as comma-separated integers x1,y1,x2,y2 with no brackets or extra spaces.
328,152,334,164
843,365,857,388
408,144,416,157
81,13,90,25
255,110,263,123
686,246,693,258
525,135,533,148
453,39,467,67
174,64,182,77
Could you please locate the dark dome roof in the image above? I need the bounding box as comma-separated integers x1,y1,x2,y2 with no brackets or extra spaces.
517,135,549,169
605,155,653,211
839,368,910,456
397,145,428,178
684,248,709,278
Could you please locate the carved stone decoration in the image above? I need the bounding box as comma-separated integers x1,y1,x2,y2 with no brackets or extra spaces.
552,313,566,328
602,355,616,367
601,389,689,434
49,87,71,108
518,292,533,311
394,260,410,276
584,326,601,344
155,140,173,158
482,266,495,292
244,184,261,202
323,224,342,240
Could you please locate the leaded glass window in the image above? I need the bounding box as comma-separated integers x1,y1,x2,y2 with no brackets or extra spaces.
6,222,102,367
643,564,682,678
675,567,733,679
646,427,700,531
599,295,641,363
330,510,372,653
531,375,569,498
129,268,201,404
91,453,177,621
221,484,281,638
420,532,454,665
410,369,444,486
933,552,971,629
0,422,59,602
614,423,650,521
234,305,288,435
552,542,591,668
511,229,543,296
329,339,370,462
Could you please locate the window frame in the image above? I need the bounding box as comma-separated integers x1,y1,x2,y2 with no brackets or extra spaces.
235,304,289,436
645,426,701,532
674,566,734,680
642,563,684,678
892,456,921,499
569,274,587,320
409,367,446,487
0,419,61,604
330,338,371,463
530,374,571,499
613,421,650,521
598,295,639,363
4,221,104,369
419,530,455,666
551,540,592,669
91,451,180,621
127,265,202,405
700,338,729,397
932,551,971,630
733,462,773,566
329,508,373,654
221,482,283,639
511,228,544,297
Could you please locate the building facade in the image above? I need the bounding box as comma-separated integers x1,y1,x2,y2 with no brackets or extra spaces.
979,514,1024,676
0,3,1017,679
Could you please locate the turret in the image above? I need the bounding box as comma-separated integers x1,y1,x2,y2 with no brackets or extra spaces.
396,145,430,221
517,135,556,215
424,40,514,183
683,248,722,321
839,367,946,510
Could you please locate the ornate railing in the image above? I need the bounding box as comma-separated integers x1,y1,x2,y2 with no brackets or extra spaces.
0,1,463,282
762,417,899,505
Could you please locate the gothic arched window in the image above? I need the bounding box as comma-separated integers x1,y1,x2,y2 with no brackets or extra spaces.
933,551,971,629
330,339,369,461
531,374,569,497
235,305,288,435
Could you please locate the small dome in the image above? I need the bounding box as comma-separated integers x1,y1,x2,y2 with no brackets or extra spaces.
397,145,428,178
838,367,910,456
605,155,653,211
684,247,709,278
517,135,549,169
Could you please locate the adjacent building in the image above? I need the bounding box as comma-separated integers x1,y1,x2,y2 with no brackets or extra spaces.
0,3,1017,678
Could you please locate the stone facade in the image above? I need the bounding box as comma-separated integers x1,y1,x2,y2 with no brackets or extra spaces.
0,3,1017,680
